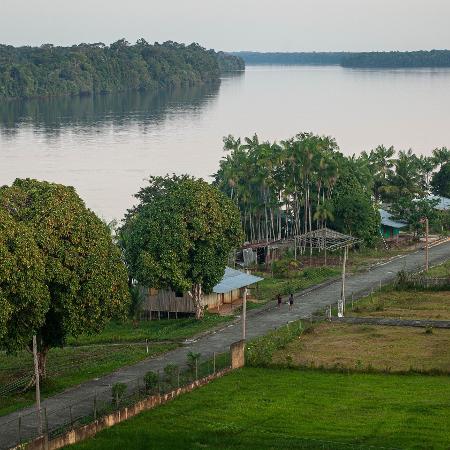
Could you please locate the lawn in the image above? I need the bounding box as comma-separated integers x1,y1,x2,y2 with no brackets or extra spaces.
253,266,340,305
273,322,450,373
68,314,233,346
427,259,450,277
0,342,176,417
349,289,450,320
69,368,450,450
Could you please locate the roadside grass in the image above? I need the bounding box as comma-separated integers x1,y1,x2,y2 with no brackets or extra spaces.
273,322,450,373
349,289,450,320
427,259,450,277
253,266,340,305
69,367,450,450
0,343,176,417
68,313,233,346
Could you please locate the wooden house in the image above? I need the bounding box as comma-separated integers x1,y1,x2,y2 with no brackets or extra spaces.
140,267,263,318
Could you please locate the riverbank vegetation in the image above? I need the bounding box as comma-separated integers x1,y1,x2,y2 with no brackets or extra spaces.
213,134,450,246
234,49,450,68
0,40,244,100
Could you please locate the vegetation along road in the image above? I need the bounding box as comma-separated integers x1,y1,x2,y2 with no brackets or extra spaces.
0,241,449,449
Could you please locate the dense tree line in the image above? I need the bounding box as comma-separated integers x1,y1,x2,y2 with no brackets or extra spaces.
233,50,450,68
213,134,450,246
341,51,450,68
0,39,244,99
231,52,347,65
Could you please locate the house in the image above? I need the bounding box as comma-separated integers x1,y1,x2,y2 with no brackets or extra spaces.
140,267,263,318
379,209,407,240
425,195,450,211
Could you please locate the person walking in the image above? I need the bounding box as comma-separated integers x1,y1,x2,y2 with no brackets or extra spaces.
289,293,294,311
277,293,282,308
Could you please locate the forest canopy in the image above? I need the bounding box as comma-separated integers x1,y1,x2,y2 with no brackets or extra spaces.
233,50,450,68
0,39,244,99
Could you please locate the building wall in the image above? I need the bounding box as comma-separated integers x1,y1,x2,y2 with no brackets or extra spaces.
140,286,241,313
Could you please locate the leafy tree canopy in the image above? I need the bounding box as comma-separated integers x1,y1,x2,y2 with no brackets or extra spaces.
431,163,450,197
0,179,130,375
120,175,243,319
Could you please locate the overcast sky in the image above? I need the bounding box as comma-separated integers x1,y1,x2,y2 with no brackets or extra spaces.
1,0,449,52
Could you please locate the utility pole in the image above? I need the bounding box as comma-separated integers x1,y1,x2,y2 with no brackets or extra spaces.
338,246,348,318
420,217,429,272
242,286,248,340
32,335,42,435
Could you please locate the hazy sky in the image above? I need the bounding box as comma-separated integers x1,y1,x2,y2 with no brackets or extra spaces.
1,0,450,52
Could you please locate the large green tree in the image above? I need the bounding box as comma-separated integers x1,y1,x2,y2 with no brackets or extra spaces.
431,163,450,197
0,179,130,376
120,175,243,319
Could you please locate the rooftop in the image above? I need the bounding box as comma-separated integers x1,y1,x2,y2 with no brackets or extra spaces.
379,209,408,229
213,267,263,294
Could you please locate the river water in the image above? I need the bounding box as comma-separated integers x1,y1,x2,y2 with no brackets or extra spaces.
1,65,449,220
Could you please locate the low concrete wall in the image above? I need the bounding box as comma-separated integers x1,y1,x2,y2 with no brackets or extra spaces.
19,368,232,450
230,340,245,369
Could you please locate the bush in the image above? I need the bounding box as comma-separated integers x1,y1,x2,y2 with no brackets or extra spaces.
246,321,305,367
272,258,302,279
111,382,127,405
164,363,179,384
144,370,159,393
187,351,201,374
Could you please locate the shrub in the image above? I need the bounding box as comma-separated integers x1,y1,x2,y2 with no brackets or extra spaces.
246,321,305,367
425,326,433,335
111,382,127,406
144,370,159,393
164,363,179,384
187,351,201,374
272,258,301,279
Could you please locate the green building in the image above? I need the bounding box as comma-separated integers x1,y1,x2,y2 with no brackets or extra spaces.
379,209,407,239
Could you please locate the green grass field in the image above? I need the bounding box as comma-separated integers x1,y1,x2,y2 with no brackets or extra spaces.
427,259,450,277
68,314,232,346
349,288,450,320
0,343,176,416
69,368,450,450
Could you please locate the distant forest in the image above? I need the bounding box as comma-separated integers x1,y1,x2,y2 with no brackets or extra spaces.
0,40,244,100
233,50,450,68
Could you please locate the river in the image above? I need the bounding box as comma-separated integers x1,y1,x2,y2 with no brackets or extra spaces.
1,65,449,220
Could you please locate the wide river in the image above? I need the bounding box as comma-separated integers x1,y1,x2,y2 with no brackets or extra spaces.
1,65,449,220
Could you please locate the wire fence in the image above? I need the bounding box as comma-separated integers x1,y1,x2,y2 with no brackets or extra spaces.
0,351,231,450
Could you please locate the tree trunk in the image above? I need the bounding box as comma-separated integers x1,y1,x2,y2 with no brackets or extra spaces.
37,349,48,379
191,283,204,320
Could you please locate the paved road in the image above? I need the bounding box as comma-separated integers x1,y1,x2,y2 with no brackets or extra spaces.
1,241,450,449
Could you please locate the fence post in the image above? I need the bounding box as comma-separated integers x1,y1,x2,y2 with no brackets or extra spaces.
18,415,22,446
69,406,73,429
44,407,49,450
146,339,149,355
351,292,354,310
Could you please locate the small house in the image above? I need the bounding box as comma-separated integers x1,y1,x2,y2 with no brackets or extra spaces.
379,209,407,240
140,267,263,318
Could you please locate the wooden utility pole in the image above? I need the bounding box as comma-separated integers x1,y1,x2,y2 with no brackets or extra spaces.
338,246,348,318
32,335,42,435
420,217,429,272
242,286,248,340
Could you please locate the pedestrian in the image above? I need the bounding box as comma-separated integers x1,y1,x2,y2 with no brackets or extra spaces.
277,293,282,308
289,293,294,311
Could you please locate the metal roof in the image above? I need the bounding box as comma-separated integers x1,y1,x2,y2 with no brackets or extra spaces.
379,209,407,229
426,195,450,211
213,267,263,294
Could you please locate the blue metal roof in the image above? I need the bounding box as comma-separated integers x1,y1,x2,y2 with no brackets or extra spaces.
379,209,408,229
426,195,450,211
213,267,263,294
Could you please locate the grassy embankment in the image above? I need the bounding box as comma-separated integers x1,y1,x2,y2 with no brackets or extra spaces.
0,314,233,417
69,367,450,450
0,343,176,417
